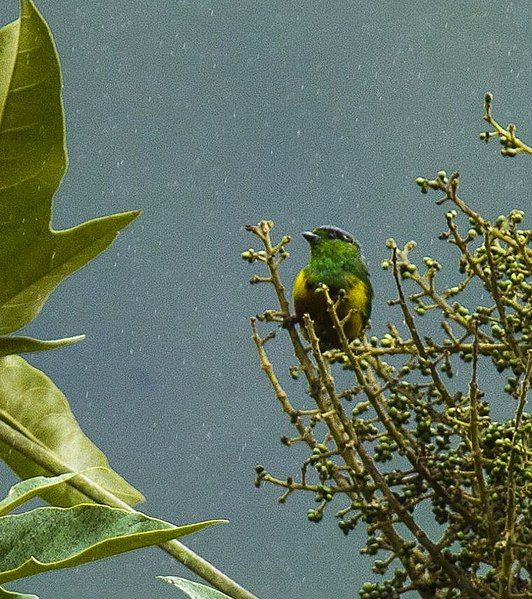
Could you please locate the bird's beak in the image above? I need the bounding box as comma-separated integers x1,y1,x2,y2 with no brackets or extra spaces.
302,231,320,245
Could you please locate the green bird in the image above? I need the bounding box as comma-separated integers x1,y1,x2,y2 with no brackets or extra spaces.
292,225,373,349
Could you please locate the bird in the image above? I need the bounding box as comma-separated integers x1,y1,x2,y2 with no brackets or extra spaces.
292,225,373,350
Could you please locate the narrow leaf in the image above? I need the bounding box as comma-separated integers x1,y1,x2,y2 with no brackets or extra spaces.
0,0,140,335
0,355,144,506
0,505,223,584
0,473,78,516
159,577,233,599
0,334,85,357
0,587,38,598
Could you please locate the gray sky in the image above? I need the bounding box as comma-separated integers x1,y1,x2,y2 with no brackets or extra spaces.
2,1,530,597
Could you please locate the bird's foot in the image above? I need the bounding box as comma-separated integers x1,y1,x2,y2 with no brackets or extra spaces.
281,314,300,329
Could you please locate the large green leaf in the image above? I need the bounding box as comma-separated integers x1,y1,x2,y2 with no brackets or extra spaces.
159,577,233,599
0,505,223,584
0,473,78,516
0,0,139,335
0,334,84,357
0,355,144,506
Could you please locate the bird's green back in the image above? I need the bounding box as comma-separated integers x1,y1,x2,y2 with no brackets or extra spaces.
304,235,371,294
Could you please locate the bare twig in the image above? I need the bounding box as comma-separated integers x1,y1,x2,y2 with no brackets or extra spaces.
468,327,497,544
499,352,531,598
482,92,532,157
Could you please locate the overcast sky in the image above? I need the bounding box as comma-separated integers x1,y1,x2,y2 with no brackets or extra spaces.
2,1,530,597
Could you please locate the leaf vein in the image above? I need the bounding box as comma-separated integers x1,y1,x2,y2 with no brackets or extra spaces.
9,77,49,93
0,122,39,135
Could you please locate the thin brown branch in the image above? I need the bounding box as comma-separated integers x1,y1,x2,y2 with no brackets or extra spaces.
468,327,497,544
321,287,483,596
482,92,532,156
484,230,524,365
499,352,531,598
391,246,455,407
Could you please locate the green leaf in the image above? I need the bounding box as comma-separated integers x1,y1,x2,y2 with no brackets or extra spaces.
0,473,78,516
0,505,223,584
0,0,140,335
159,577,233,599
0,334,85,357
0,355,144,507
0,587,38,598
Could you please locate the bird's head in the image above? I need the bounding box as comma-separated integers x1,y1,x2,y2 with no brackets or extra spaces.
302,225,361,262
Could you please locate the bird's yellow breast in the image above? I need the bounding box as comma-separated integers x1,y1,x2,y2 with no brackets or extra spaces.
292,268,370,349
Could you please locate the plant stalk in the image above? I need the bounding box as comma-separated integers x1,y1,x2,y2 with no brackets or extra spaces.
0,418,257,599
